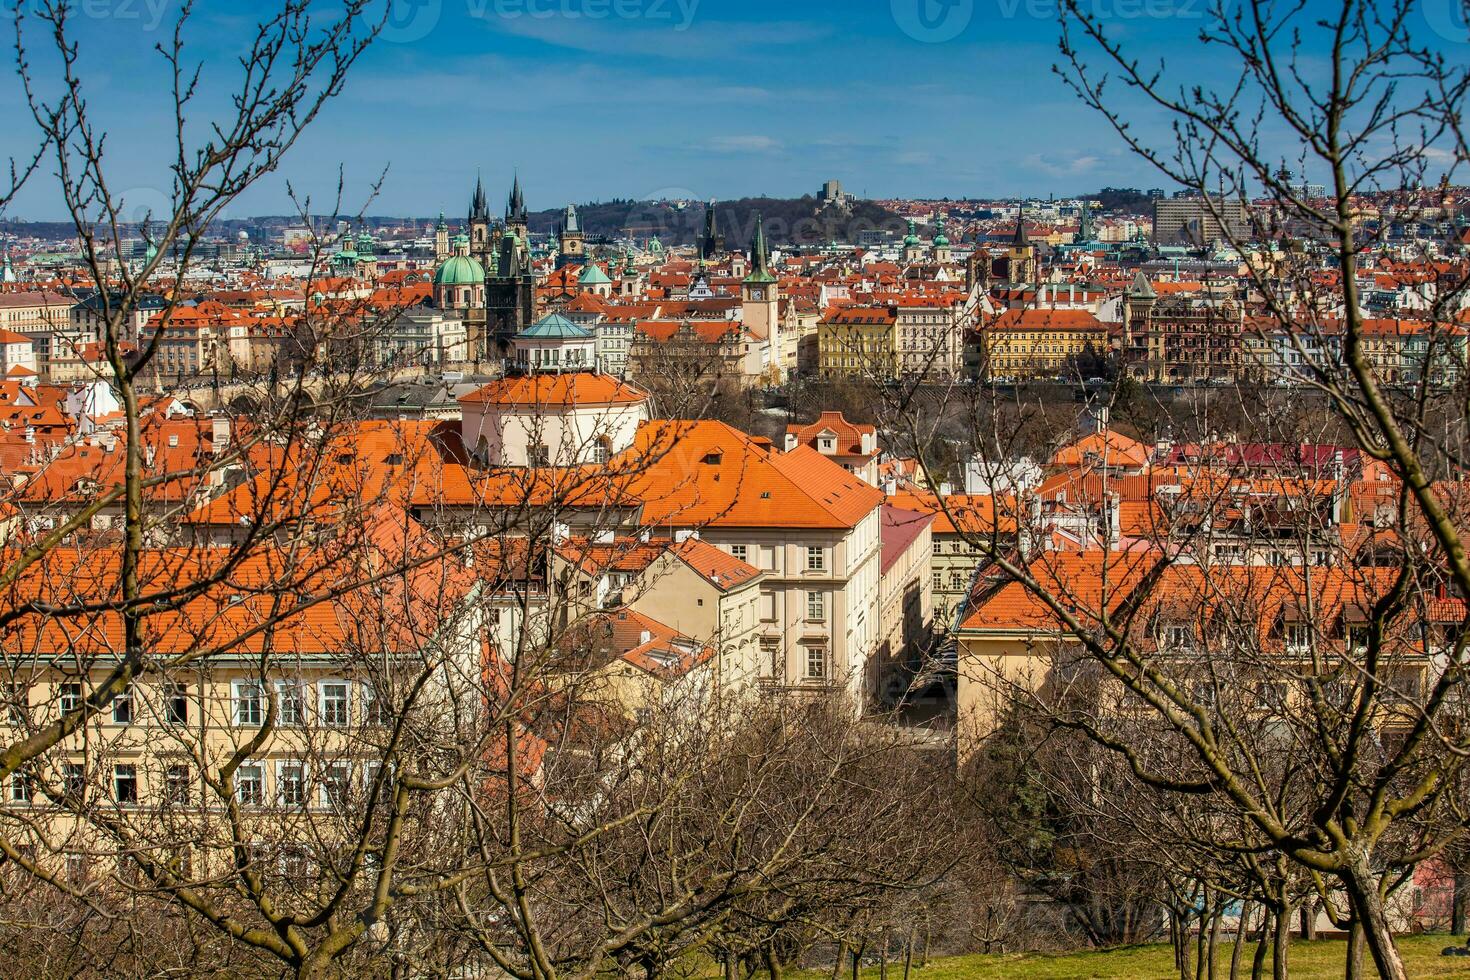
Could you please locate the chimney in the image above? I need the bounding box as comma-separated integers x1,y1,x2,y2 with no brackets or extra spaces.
212,415,230,454
593,529,615,544
783,432,798,452
674,528,698,544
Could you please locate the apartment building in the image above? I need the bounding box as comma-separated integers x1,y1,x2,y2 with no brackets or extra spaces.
974,308,1109,381
628,421,885,702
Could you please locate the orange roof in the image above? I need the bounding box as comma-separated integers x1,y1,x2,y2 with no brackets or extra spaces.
627,420,883,530
1049,430,1152,470
887,490,1019,536
459,372,649,408
987,308,1107,332
785,410,877,458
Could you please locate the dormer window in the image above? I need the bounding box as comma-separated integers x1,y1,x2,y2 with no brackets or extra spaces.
702,452,722,466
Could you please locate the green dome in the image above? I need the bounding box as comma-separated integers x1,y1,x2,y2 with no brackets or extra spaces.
902,219,920,247
434,253,485,286
578,262,612,285
933,223,949,247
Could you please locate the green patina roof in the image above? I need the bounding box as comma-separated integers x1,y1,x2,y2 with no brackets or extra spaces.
434,253,485,286
518,312,593,340
744,213,777,284
578,262,612,285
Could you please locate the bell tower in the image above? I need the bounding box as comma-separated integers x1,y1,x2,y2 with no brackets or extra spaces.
741,213,780,342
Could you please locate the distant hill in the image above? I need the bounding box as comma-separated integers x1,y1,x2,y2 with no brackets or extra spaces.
527,196,908,248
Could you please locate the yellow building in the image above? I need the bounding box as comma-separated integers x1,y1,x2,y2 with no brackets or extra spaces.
817,305,896,379
976,308,1109,380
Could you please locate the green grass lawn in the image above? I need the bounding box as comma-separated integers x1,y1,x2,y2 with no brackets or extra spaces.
791,934,1469,979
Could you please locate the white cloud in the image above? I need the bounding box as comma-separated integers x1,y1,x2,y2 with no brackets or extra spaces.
706,135,782,153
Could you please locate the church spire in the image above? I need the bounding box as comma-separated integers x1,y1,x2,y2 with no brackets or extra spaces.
471,172,487,222
744,212,776,284
508,173,525,220
1011,204,1028,246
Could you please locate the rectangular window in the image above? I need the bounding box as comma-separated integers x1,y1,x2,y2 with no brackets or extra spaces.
363,760,388,804
276,681,304,727
320,761,351,809
278,762,306,807
730,544,748,563
111,690,132,725
9,772,32,804
113,764,138,805
233,681,263,727
1284,623,1313,651
806,546,826,572
932,569,943,590
319,682,350,727
236,764,264,807
58,682,81,715
164,764,190,806
364,684,390,727
62,762,85,800
65,853,89,885
5,683,27,726
806,646,827,680
164,681,189,725
806,591,825,622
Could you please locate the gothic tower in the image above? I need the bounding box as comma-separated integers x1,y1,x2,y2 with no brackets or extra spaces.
468,174,491,270
1006,207,1036,286
742,213,780,342
701,199,726,260
557,203,585,268
482,175,536,357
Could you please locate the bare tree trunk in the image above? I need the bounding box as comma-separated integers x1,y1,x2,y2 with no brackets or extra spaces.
850,939,865,980
879,929,889,980
1208,899,1222,980
1346,918,1364,980
902,925,916,980
1171,909,1187,980
1250,915,1268,980
1344,866,1408,980
829,943,846,980
1271,904,1290,980
765,944,782,980
1454,872,1469,936
727,949,739,980
1299,900,1317,941
1195,891,1208,980
919,917,930,968
1230,900,1252,980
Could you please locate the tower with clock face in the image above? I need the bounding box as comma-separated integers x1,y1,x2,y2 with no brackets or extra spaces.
742,213,782,378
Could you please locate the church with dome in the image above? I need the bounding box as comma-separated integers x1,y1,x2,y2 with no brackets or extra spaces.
458,309,650,468
424,174,538,361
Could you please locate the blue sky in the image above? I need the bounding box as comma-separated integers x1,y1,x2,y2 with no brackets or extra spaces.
0,0,1463,218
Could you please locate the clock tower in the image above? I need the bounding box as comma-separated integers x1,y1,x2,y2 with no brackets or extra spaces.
741,213,781,374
